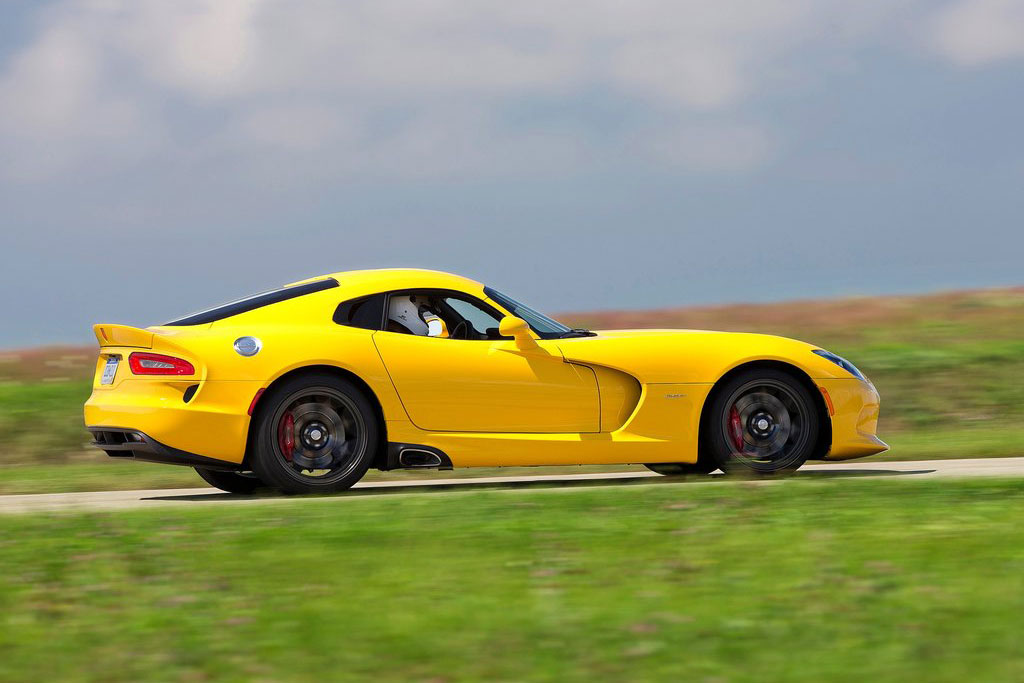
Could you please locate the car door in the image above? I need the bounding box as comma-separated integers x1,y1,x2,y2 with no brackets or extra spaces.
372,291,600,433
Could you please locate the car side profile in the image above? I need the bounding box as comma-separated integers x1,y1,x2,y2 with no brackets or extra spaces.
84,269,887,494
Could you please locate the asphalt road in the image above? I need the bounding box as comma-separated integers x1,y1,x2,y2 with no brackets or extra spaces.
2,456,1023,515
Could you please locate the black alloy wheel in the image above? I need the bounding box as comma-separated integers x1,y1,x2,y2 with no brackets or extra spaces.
706,368,819,474
251,373,379,494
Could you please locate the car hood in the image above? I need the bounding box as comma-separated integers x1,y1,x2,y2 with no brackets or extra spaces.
554,329,838,384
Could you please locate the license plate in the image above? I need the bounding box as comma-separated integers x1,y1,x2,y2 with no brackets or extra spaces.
101,357,119,385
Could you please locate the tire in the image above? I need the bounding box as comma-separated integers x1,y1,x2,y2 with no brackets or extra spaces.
250,372,379,494
194,467,263,494
644,461,718,476
705,368,819,475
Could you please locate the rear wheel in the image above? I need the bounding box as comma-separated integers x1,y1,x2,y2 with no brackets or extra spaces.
705,368,819,475
251,373,379,494
194,468,263,494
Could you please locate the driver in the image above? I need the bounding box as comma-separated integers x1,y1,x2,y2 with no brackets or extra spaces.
387,295,448,337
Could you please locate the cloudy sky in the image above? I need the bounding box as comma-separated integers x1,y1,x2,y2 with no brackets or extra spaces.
1,0,1022,346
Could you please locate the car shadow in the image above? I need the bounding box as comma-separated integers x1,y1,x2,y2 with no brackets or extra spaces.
141,467,938,503
792,468,935,479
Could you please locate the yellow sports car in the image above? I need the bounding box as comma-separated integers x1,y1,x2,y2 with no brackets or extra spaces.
84,269,886,494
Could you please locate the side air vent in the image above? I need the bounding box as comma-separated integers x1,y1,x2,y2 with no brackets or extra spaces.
398,449,444,468
182,384,199,403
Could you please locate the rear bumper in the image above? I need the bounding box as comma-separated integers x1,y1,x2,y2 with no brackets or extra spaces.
88,427,241,470
84,379,263,464
819,378,888,460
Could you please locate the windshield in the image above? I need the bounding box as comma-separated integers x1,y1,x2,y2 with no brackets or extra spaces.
484,287,573,339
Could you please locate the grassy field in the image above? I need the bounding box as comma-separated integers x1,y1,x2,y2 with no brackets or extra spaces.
1,477,1022,681
0,287,1021,493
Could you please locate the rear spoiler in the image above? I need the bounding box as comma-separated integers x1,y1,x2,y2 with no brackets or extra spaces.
93,324,154,349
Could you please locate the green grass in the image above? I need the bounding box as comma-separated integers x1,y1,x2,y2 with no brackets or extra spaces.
1,477,1023,681
839,340,1024,432
0,380,92,465
875,426,1024,461
0,459,206,494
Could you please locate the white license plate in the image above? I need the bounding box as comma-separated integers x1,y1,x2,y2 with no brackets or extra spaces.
100,357,119,385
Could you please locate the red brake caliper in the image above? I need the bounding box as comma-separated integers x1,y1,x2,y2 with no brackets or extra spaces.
729,406,744,453
278,412,295,461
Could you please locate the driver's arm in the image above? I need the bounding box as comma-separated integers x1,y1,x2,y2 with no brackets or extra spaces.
423,312,448,338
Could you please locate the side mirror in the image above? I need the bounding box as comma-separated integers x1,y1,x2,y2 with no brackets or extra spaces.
499,316,537,349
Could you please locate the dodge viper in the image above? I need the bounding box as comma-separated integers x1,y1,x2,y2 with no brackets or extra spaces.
84,269,886,494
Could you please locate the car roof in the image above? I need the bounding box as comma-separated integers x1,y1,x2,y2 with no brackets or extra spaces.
288,268,485,296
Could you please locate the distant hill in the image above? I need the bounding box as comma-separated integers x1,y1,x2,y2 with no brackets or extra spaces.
0,345,96,383
3,287,1022,383
562,287,1024,345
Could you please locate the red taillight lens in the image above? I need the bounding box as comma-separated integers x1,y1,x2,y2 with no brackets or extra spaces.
128,352,195,376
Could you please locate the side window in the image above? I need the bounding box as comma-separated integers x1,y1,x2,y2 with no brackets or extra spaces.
383,290,511,340
333,294,385,330
442,297,506,340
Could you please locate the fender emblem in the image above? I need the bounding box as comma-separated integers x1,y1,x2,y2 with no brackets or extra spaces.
665,394,686,399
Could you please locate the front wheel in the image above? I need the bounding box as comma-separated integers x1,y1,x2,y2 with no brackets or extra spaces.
705,369,819,475
194,467,263,494
251,373,379,494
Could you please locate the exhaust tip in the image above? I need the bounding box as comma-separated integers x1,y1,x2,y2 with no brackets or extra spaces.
398,449,444,468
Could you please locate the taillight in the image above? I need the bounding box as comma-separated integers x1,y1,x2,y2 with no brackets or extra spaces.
128,352,195,376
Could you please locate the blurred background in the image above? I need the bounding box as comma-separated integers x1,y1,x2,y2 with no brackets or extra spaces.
2,1,1023,345
0,0,1021,487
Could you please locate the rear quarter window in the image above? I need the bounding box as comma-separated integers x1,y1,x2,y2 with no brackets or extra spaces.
165,278,339,326
333,294,385,330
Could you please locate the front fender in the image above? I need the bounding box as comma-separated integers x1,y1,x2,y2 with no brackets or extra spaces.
557,330,852,384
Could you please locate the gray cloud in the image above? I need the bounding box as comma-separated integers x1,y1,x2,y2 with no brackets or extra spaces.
1,0,1023,347
929,0,1024,66
1,0,964,183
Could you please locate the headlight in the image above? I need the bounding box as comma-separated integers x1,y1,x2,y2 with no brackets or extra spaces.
812,349,867,381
